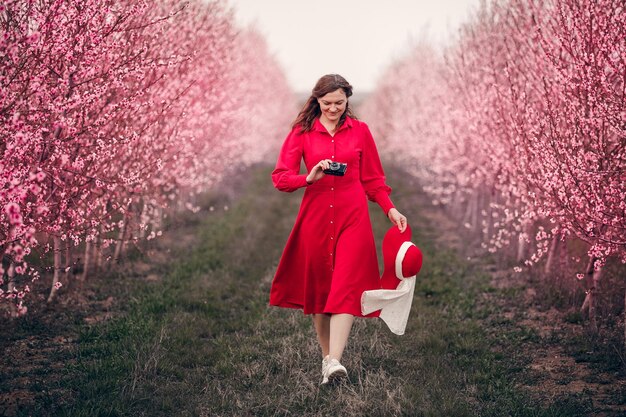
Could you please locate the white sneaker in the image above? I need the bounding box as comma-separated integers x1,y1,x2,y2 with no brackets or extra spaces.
322,355,329,372
321,355,330,384
323,358,347,385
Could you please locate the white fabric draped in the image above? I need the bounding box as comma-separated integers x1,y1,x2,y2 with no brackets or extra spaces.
361,241,417,335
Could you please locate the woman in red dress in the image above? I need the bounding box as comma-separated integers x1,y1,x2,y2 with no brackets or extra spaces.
270,74,407,384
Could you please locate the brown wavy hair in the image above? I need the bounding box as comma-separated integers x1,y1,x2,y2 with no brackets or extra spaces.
292,74,357,133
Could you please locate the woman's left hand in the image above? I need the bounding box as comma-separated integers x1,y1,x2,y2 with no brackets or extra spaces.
387,208,407,233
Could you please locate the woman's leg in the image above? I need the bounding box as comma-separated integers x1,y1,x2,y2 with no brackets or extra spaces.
329,313,354,361
312,313,331,357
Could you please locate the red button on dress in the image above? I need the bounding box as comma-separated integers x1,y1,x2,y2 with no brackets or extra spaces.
269,116,395,316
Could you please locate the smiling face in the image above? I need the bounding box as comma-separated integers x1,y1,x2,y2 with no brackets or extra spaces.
317,88,347,123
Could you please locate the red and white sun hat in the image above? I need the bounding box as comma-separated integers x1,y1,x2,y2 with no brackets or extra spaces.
361,224,423,335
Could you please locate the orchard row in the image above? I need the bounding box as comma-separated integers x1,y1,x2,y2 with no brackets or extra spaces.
363,0,625,331
0,0,294,314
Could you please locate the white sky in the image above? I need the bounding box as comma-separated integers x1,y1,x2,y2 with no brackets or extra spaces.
228,0,481,93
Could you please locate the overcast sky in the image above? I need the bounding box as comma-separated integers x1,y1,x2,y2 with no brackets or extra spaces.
228,0,481,93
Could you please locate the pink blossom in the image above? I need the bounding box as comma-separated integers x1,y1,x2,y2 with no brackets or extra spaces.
29,184,41,194
5,202,20,216
26,33,40,44
16,302,28,316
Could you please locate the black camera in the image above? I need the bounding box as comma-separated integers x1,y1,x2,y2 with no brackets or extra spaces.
323,161,348,176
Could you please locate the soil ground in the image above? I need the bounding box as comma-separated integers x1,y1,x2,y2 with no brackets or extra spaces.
0,163,624,416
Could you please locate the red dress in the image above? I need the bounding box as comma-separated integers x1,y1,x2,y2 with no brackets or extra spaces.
269,116,395,316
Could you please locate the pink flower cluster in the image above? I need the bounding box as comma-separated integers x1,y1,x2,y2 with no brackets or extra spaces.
0,0,295,314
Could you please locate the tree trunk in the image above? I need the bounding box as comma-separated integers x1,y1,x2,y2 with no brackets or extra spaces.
483,193,493,242
48,236,62,303
95,224,105,272
462,192,472,226
472,189,483,236
139,203,148,239
177,190,187,212
7,261,17,317
588,266,602,334
517,230,527,263
470,192,479,231
65,241,71,282
559,238,569,278
154,206,163,232
580,256,595,315
113,214,129,263
95,236,102,272
81,240,91,281
451,191,464,220
544,236,559,275
580,256,602,334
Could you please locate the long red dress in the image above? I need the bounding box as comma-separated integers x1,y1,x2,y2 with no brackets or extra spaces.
269,116,395,316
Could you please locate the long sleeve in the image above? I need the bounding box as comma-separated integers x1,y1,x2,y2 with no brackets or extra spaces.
272,128,309,192
360,124,395,214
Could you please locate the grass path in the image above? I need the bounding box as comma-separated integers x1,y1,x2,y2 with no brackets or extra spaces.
3,163,619,416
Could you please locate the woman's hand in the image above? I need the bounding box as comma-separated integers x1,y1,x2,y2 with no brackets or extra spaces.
306,159,332,184
388,208,407,233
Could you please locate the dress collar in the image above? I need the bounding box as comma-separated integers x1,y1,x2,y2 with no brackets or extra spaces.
313,116,353,134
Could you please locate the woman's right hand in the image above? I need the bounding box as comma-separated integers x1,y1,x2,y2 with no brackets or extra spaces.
306,159,333,184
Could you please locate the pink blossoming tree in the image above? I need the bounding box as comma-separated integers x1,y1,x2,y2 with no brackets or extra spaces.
364,0,626,334
0,0,294,315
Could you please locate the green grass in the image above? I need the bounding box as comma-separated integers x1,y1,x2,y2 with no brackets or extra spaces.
3,164,605,416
